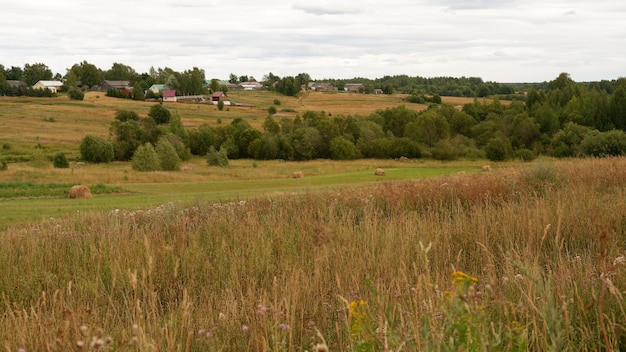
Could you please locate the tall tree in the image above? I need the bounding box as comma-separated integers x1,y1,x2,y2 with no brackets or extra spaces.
23,62,53,85
105,62,138,81
6,66,23,80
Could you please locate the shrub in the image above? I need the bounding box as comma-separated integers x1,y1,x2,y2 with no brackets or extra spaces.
580,129,626,157
268,106,277,115
156,138,182,171
115,110,140,122
273,99,281,105
330,136,359,160
217,100,225,111
67,87,84,100
131,143,161,171
514,148,537,161
148,103,171,124
53,152,70,168
2,143,10,150
431,139,459,161
484,137,512,161
206,146,229,167
79,135,114,163
0,159,7,171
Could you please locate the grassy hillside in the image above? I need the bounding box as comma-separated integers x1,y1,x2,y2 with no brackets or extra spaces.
1,157,625,350
0,91,477,160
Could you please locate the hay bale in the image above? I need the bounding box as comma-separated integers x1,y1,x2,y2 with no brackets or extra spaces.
481,165,491,172
69,185,93,199
292,171,304,179
375,168,385,176
399,156,410,162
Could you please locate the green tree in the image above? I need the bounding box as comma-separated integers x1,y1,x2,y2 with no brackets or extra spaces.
275,76,301,97
609,87,626,130
217,100,225,111
550,122,593,157
188,124,215,156
161,133,192,161
105,62,138,81
210,78,220,93
79,135,114,163
206,146,229,166
263,115,281,134
132,82,145,100
110,119,144,160
228,73,238,84
484,137,512,161
330,136,359,160
67,61,102,87
156,138,182,171
23,62,53,86
148,103,171,124
131,143,161,171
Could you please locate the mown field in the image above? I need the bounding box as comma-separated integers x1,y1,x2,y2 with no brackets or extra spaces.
1,157,625,351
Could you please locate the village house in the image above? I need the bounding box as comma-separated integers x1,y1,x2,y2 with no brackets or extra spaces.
211,91,230,105
162,90,177,102
101,80,131,93
32,80,63,93
238,81,264,91
147,84,166,95
308,82,338,92
344,83,365,93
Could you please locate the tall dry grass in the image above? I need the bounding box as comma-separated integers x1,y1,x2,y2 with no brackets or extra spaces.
1,157,626,351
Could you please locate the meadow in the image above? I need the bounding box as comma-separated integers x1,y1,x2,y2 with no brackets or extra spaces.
1,93,625,351
0,157,625,351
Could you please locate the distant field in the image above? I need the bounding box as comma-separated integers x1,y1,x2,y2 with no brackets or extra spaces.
0,91,438,157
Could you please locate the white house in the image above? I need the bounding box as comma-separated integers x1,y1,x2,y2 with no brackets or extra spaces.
238,81,264,91
32,80,63,93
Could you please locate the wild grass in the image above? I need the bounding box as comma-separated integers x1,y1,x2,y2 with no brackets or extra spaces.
1,157,625,350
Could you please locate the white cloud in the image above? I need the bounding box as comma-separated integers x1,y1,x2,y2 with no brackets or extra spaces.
0,0,624,82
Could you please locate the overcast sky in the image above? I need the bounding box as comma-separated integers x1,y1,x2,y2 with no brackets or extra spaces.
1,0,624,83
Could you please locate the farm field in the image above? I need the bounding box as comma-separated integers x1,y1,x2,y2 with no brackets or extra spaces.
0,158,479,228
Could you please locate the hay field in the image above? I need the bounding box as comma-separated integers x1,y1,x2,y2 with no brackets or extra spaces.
1,157,625,350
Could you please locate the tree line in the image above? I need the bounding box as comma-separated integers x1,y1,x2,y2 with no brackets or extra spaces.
77,72,626,171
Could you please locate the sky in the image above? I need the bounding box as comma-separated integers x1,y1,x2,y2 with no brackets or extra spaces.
1,0,625,83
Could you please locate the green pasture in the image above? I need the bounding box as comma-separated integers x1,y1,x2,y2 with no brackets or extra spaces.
0,165,471,228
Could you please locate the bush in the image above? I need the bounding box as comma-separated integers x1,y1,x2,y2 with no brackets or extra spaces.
273,99,281,105
268,106,277,115
156,138,182,171
580,129,626,157
217,100,225,111
514,148,537,161
330,137,359,160
53,152,70,168
206,146,229,167
79,135,114,163
131,143,161,171
431,139,459,161
0,159,7,171
485,137,512,161
67,87,84,100
115,110,140,122
148,103,171,124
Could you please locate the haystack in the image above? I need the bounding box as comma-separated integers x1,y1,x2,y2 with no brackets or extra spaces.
69,185,93,199
375,168,385,176
481,165,491,172
292,171,304,179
